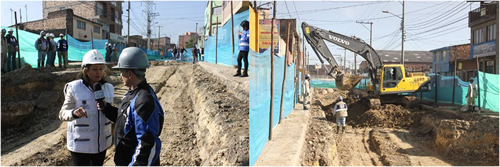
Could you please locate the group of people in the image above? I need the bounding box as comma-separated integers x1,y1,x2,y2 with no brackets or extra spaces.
1,28,20,72
59,47,164,166
105,42,118,62
35,31,69,68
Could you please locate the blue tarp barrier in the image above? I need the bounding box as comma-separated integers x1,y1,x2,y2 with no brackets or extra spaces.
249,47,296,166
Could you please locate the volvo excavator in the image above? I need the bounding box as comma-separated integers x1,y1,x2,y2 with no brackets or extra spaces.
302,22,431,107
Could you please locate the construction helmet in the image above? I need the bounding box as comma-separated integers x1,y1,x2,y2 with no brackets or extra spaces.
305,74,310,79
113,47,150,70
1,29,5,33
81,49,106,67
469,77,474,82
8,28,14,32
338,96,343,101
59,33,64,37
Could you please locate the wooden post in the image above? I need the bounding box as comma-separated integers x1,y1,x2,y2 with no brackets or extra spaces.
434,66,438,108
476,56,481,110
452,47,457,104
209,1,213,36
215,17,218,64
269,0,276,141
231,0,234,54
279,22,290,124
354,52,357,75
90,28,94,49
14,12,21,68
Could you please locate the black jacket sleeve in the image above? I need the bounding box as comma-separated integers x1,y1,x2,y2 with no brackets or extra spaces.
103,102,119,122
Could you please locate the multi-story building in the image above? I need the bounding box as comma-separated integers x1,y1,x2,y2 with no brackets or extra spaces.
18,9,103,41
468,1,498,74
127,35,147,48
150,37,171,51
431,44,476,80
42,1,123,40
178,32,199,48
205,1,223,37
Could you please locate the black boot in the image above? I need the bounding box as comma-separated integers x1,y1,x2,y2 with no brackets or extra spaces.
472,106,476,113
240,71,248,77
337,126,340,134
342,126,346,134
233,71,241,77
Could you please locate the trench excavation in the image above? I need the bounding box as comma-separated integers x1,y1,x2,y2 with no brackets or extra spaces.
1,61,249,166
301,88,499,166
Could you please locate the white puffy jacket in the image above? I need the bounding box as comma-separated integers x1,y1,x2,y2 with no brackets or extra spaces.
59,79,114,153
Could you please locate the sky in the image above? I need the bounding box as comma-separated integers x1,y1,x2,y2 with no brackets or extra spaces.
0,0,480,66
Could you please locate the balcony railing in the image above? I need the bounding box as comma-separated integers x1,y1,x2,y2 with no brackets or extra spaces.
469,3,497,27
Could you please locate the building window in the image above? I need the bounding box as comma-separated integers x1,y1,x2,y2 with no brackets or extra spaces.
487,24,497,41
111,2,117,6
77,20,86,30
473,28,485,44
213,6,222,15
94,26,100,34
111,8,116,22
96,2,107,18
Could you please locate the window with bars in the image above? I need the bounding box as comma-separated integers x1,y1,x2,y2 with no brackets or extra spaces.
487,24,497,41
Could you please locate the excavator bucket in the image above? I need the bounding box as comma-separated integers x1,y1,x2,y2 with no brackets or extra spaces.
335,73,363,90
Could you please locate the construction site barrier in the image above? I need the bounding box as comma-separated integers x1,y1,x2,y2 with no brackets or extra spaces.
249,48,296,166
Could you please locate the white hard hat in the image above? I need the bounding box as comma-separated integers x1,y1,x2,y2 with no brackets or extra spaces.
82,49,106,67
8,28,14,32
40,31,46,35
59,33,64,37
338,96,343,101
50,33,55,37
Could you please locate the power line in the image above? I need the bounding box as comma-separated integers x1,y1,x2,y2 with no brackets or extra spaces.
291,1,301,23
277,1,385,15
283,1,292,19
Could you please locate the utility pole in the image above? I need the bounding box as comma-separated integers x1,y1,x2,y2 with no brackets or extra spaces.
143,1,159,50
25,4,27,22
127,0,130,46
195,23,198,47
401,0,405,65
343,48,346,71
157,25,163,52
209,1,213,36
355,21,373,46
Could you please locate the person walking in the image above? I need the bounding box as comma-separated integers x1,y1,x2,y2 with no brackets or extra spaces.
57,33,69,68
234,20,250,77
172,46,178,61
201,47,204,61
58,49,114,166
5,28,18,71
463,77,479,112
47,33,57,67
192,46,198,64
105,42,112,62
98,47,164,166
302,74,311,110
160,49,164,59
1,29,7,73
180,47,186,61
333,96,348,134
35,31,49,68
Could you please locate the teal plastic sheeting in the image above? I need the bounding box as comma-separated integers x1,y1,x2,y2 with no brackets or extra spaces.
204,10,249,67
249,48,296,166
422,72,498,112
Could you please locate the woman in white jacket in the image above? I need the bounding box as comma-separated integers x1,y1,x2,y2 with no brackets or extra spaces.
59,49,114,166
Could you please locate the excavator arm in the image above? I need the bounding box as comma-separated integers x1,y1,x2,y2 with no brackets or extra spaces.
302,22,383,90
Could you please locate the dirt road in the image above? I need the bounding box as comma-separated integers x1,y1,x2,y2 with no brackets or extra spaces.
302,88,498,166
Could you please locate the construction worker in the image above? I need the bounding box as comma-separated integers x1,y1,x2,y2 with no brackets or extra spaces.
192,46,198,64
59,49,114,166
35,31,49,68
5,28,18,71
98,47,164,166
105,42,112,62
464,77,478,112
57,33,68,68
234,20,250,77
303,74,311,110
1,29,7,73
47,33,58,67
333,96,348,134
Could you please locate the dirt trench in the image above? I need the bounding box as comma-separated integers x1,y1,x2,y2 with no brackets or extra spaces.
1,62,249,166
301,88,499,166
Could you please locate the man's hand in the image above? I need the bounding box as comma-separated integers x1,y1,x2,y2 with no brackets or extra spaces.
73,107,88,118
237,31,242,35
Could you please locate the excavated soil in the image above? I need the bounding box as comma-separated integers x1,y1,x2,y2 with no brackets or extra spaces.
301,88,499,166
1,62,249,166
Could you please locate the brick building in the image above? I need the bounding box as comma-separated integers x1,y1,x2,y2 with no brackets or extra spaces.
42,1,123,40
150,37,172,51
430,44,476,81
127,35,147,48
468,1,498,74
18,9,103,41
178,32,199,48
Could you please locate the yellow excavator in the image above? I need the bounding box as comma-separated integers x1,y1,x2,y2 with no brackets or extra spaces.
302,22,431,107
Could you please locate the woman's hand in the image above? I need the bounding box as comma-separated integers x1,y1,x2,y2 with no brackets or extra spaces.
73,107,88,118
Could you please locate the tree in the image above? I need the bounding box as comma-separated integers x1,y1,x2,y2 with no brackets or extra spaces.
185,38,196,48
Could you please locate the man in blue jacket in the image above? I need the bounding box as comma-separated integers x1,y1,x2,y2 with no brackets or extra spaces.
57,33,68,68
234,20,250,77
5,28,18,71
99,47,164,166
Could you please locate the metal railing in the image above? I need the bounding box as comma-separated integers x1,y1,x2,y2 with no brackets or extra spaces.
469,4,498,27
